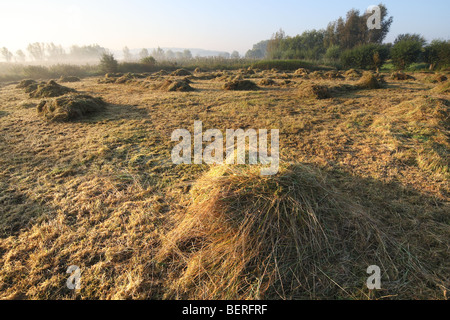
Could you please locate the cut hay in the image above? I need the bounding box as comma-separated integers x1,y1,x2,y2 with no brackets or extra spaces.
156,79,195,92
344,69,361,79
223,79,259,91
298,83,331,99
391,71,415,81
37,94,106,122
16,79,37,89
59,76,81,83
157,164,422,300
171,69,192,77
294,68,309,76
29,80,76,98
431,82,450,94
259,78,277,86
355,72,383,90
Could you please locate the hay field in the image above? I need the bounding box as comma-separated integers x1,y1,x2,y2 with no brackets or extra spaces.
0,68,448,299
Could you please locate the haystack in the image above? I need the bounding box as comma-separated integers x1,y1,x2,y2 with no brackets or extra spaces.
29,80,76,98
16,79,37,89
156,79,195,92
344,69,361,79
37,94,106,122
391,71,415,81
355,72,383,90
259,78,277,86
59,76,81,83
298,83,331,99
171,69,192,76
157,164,406,299
223,79,259,91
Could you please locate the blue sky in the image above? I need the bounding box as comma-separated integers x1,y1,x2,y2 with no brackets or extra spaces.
1,0,449,54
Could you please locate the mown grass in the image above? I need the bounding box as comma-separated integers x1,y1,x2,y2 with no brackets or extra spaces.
0,68,448,300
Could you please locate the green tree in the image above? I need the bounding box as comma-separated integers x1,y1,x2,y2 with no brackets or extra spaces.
341,44,389,71
424,40,450,70
140,56,156,67
99,53,118,74
391,39,423,70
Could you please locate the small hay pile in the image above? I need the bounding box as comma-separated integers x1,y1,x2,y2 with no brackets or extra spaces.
16,79,37,89
29,80,76,98
223,79,259,91
294,68,309,76
391,71,415,81
259,78,277,86
171,69,192,77
59,76,81,83
157,164,420,300
298,83,331,99
37,94,106,122
156,79,195,92
344,69,361,79
325,71,344,80
355,72,383,90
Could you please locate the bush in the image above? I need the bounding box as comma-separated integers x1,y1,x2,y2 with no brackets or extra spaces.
424,40,450,70
391,40,423,70
341,44,390,71
99,53,118,74
140,56,157,67
251,60,315,71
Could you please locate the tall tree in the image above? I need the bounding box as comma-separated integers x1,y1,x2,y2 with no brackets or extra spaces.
27,42,45,61
123,46,132,61
1,47,13,62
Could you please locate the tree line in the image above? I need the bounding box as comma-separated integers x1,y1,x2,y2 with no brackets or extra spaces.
245,4,450,70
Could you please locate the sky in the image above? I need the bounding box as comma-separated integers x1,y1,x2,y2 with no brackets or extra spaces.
1,0,449,55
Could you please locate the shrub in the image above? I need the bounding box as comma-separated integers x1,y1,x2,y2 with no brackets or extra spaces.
341,44,390,71
391,40,423,70
424,40,450,70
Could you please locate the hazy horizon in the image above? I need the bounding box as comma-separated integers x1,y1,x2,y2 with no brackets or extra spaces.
1,0,450,56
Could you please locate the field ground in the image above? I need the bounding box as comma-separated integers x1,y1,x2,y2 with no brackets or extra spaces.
0,69,448,299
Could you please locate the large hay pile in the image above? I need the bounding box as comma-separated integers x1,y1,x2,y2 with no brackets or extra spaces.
298,83,331,99
223,79,259,91
37,94,106,122
157,164,421,300
29,80,76,98
16,79,37,89
344,69,361,79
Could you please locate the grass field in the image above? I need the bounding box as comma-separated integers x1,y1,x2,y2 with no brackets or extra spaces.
0,68,448,299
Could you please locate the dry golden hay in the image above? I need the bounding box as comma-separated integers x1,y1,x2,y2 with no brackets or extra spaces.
171,69,192,77
16,79,37,89
355,72,383,90
344,69,361,79
258,78,277,86
223,79,260,91
325,70,344,80
115,73,136,84
431,81,450,94
194,67,203,73
156,79,195,92
298,83,332,99
391,71,415,81
29,80,76,98
154,70,169,76
36,94,106,122
294,68,309,76
156,164,424,300
59,76,81,83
